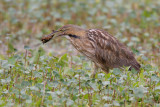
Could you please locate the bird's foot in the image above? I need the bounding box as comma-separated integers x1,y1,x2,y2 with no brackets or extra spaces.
91,70,97,78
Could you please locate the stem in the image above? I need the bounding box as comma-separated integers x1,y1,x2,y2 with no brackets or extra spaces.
141,98,143,107
31,70,32,80
9,66,11,75
19,89,21,104
25,49,27,67
3,69,5,79
41,80,47,106
78,73,81,105
52,76,55,92
7,37,9,57
41,70,47,105
79,73,81,94
69,56,72,68
87,87,92,106
35,51,40,70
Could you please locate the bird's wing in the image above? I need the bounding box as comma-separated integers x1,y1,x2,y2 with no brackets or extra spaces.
87,29,136,68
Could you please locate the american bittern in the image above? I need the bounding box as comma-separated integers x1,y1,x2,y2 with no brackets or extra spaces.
42,25,141,74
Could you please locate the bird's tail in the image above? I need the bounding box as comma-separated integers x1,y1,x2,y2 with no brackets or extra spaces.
129,60,141,71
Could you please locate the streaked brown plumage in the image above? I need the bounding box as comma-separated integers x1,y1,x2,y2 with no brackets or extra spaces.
42,24,141,74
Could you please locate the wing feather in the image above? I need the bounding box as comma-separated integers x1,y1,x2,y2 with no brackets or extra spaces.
87,29,140,70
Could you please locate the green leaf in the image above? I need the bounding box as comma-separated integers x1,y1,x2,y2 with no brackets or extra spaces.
21,81,31,87
8,43,16,53
8,56,16,65
113,101,120,106
155,86,160,90
66,99,74,106
102,81,110,85
24,45,30,50
102,96,112,101
113,68,121,75
89,82,98,91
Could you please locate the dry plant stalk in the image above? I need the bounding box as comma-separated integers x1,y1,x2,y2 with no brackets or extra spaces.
41,30,55,44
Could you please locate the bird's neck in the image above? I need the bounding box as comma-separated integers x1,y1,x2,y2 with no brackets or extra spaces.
67,29,86,38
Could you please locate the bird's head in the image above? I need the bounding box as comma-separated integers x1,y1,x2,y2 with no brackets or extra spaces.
41,24,86,43
54,24,85,37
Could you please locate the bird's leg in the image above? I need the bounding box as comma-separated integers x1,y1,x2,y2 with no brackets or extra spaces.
91,63,98,78
102,67,109,74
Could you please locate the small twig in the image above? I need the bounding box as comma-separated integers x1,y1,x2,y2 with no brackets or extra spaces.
41,30,55,44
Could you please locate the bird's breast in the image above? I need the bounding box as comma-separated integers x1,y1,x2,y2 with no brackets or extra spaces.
66,36,96,60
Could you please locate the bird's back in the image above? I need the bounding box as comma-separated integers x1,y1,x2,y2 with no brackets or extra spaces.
66,27,140,72
86,29,141,71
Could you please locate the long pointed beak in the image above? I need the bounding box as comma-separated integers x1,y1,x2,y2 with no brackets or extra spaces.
41,30,59,44
52,30,59,33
